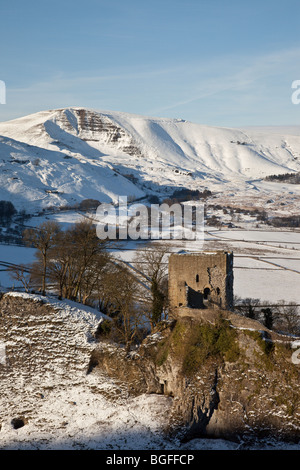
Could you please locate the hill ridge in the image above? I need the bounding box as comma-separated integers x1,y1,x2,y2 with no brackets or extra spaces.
0,107,300,211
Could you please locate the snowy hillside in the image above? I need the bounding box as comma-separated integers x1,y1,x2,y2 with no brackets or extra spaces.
0,107,300,211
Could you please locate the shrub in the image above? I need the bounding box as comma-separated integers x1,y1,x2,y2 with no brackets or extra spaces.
79,199,101,211
169,188,212,203
155,317,240,375
0,200,17,221
182,318,240,374
148,195,161,204
265,172,300,184
267,215,300,228
96,319,112,339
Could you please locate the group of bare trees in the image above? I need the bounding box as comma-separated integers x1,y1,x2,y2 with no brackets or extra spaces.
234,296,300,336
97,244,169,349
10,219,169,351
21,220,112,303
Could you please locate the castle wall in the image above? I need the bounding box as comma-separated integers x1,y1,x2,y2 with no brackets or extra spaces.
168,251,233,313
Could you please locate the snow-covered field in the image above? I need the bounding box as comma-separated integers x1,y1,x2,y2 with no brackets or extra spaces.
202,228,300,303
110,226,300,305
0,245,36,289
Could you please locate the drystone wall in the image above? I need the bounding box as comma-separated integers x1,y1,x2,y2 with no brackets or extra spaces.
0,292,102,431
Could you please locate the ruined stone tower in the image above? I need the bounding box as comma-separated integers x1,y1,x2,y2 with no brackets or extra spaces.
168,251,234,315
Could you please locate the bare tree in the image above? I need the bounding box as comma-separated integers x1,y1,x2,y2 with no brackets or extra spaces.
23,221,61,295
9,264,32,292
67,220,105,299
234,296,261,320
47,229,73,299
134,243,169,329
47,219,112,303
101,264,144,351
78,251,111,305
273,301,300,336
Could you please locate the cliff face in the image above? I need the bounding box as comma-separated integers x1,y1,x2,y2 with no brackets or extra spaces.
96,311,300,443
49,108,144,158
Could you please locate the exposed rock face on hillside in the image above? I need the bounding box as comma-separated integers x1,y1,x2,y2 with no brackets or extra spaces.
49,108,144,158
95,310,300,443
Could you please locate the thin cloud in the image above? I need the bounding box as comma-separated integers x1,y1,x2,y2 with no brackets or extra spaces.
2,46,300,123
149,47,300,115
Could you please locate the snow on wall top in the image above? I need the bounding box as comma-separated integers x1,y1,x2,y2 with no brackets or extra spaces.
0,291,107,385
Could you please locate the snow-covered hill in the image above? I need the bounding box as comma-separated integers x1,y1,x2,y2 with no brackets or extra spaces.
0,107,300,212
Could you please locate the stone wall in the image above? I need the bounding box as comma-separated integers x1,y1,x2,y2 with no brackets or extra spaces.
0,292,103,429
168,251,234,313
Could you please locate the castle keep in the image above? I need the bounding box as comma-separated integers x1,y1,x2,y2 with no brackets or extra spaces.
168,251,234,315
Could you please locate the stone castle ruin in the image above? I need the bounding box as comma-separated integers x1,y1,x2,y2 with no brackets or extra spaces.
168,251,234,315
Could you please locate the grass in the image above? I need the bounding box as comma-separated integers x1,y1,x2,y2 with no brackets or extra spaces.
155,315,240,376
244,330,275,370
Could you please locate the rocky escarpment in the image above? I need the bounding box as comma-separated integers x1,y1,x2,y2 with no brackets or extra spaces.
95,310,300,443
49,108,144,158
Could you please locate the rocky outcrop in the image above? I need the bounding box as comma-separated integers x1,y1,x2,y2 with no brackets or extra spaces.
52,108,144,158
95,311,300,443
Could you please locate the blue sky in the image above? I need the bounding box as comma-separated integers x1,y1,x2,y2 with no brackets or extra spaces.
1,0,300,126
